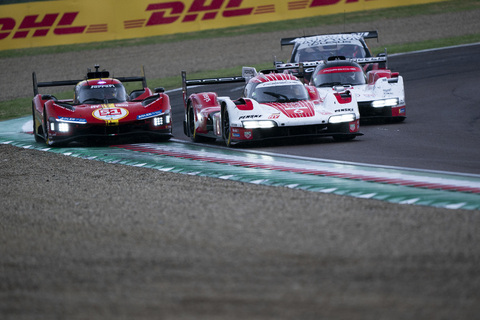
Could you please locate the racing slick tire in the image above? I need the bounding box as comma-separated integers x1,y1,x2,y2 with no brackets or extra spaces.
221,106,233,147
32,103,42,143
43,111,50,146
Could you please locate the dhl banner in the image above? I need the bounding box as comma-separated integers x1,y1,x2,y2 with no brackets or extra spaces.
0,0,445,51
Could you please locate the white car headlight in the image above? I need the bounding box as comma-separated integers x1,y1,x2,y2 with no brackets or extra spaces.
153,113,171,126
328,114,356,124
50,121,70,132
242,120,276,129
153,116,164,126
371,98,399,108
58,122,69,133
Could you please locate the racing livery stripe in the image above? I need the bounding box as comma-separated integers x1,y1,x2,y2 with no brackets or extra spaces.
265,100,315,118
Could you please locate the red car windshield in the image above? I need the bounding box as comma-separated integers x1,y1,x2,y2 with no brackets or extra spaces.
77,83,127,104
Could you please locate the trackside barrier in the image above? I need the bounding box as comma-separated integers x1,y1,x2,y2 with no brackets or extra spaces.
1,116,479,210
1,0,446,51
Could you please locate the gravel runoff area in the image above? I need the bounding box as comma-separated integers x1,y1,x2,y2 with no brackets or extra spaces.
2,6,480,320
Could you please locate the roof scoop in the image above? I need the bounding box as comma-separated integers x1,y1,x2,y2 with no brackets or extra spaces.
87,65,110,79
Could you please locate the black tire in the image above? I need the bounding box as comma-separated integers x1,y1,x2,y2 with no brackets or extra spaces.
43,111,51,146
222,106,233,147
32,103,42,143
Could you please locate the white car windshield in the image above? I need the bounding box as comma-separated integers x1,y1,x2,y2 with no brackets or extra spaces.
293,44,366,62
251,82,309,103
313,66,366,87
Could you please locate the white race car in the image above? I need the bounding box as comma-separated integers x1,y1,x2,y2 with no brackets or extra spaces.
182,67,362,147
279,31,381,81
276,52,406,122
281,31,377,61
309,57,406,122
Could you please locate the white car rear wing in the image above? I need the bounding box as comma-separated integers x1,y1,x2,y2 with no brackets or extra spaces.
275,56,388,76
280,30,378,47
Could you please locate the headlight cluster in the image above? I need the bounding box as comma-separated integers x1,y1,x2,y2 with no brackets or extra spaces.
328,113,356,124
153,113,171,126
371,98,399,108
50,121,70,133
242,120,276,129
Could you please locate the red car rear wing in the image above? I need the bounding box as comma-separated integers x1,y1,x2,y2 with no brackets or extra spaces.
33,65,148,96
181,70,245,106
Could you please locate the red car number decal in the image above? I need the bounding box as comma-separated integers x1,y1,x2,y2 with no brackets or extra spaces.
93,107,129,121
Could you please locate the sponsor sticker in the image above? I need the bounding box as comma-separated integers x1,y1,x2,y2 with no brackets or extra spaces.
137,110,163,120
92,107,128,121
58,116,87,124
268,113,280,119
239,114,261,120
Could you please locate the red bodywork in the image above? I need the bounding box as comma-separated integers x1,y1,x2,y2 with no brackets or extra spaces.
366,69,398,84
32,70,172,146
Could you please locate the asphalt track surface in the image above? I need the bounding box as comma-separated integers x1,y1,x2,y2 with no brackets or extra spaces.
172,44,480,175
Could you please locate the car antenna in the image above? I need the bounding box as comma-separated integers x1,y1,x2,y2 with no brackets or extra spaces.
95,64,103,79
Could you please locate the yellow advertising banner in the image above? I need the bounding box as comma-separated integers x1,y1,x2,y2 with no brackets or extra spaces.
0,0,445,51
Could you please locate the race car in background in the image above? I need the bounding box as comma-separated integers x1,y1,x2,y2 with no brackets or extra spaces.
32,65,172,146
182,67,362,147
309,56,406,122
278,31,381,81
275,42,407,122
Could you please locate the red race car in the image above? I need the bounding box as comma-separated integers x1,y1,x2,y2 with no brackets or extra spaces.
32,65,172,146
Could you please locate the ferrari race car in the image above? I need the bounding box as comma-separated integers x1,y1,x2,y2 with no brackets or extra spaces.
278,31,381,81
309,56,406,122
182,67,362,147
32,65,172,146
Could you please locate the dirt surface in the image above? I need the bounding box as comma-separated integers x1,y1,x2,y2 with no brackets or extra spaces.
2,7,480,320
